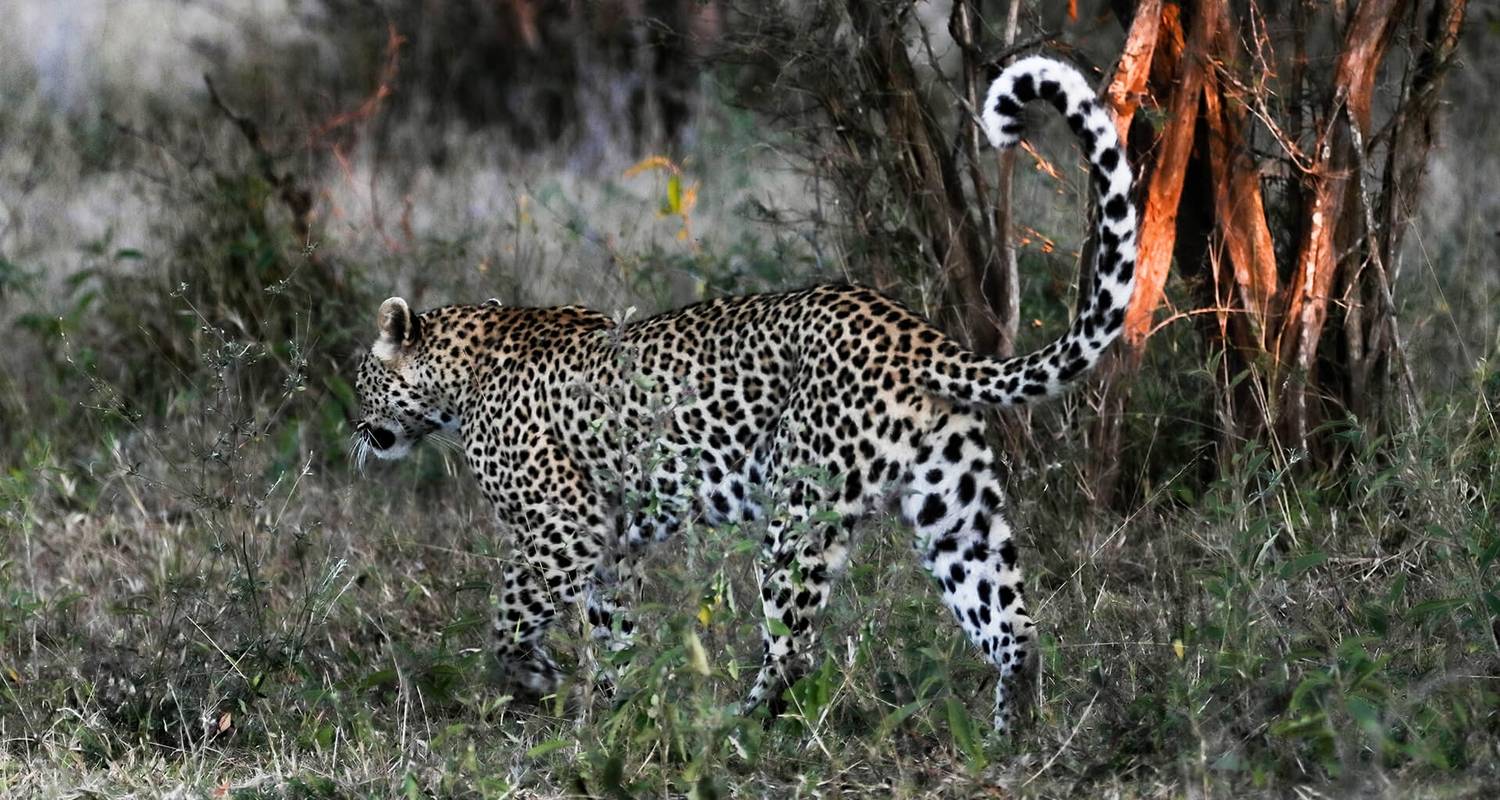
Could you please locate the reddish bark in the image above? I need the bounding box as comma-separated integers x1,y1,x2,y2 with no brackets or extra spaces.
1105,0,1164,145
1080,0,1469,490
1122,0,1219,355
1201,10,1278,346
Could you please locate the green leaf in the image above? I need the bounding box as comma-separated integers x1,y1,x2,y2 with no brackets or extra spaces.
811,509,842,524
1279,552,1327,578
1478,537,1500,569
1482,591,1500,616
1345,694,1384,739
1210,751,1247,772
945,696,973,752
876,699,926,738
766,618,792,638
1270,712,1328,738
1409,597,1467,620
1385,574,1407,605
526,738,570,758
360,668,397,690
598,753,628,799
943,696,987,772
688,772,721,800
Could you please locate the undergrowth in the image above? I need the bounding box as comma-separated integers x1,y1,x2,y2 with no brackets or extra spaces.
2,219,1496,795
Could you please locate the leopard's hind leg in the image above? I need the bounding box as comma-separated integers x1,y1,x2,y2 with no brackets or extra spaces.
742,417,893,718
903,413,1037,731
743,482,858,717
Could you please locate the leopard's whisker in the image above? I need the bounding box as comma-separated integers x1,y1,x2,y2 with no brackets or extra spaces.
431,433,464,455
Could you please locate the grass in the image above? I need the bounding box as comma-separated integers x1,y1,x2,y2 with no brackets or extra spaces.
2,5,1499,797
3,380,1497,797
2,258,1496,796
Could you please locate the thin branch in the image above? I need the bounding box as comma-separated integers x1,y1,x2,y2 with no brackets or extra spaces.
1344,107,1420,425
1025,690,1100,786
203,74,317,253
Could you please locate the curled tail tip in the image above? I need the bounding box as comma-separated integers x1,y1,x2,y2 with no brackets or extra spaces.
980,56,1108,151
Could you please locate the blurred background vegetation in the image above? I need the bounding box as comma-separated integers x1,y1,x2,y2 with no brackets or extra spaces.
0,1,1496,797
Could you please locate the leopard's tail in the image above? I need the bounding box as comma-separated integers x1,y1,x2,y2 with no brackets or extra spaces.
920,56,1137,407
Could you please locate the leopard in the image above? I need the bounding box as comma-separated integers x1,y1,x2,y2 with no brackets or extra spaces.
352,56,1136,731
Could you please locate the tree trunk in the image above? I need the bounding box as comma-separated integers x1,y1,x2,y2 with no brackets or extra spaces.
1273,0,1407,449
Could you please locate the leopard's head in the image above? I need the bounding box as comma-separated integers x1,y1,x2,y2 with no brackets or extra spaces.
352,297,458,467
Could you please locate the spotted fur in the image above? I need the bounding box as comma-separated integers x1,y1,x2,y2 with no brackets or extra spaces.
353,57,1134,731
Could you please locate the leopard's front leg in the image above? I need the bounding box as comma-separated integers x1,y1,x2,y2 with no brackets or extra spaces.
492,507,634,698
581,542,642,696
492,557,563,696
475,419,637,698
584,539,640,653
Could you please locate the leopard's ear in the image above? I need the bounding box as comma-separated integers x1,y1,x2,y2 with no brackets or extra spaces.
374,297,419,362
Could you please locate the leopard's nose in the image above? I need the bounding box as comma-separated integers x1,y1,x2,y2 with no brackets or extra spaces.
368,426,397,450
